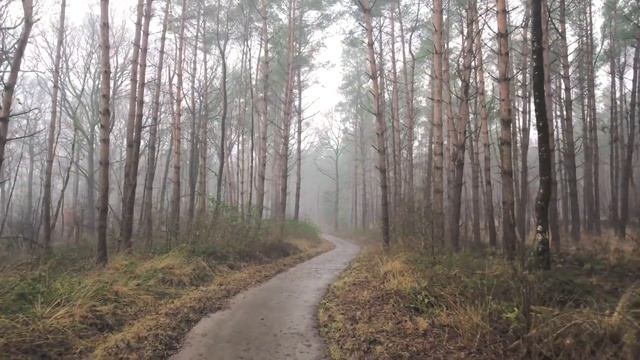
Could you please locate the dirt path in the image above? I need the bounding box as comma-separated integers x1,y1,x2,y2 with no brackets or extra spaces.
171,235,360,360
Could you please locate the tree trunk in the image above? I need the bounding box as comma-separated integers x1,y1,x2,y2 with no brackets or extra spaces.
542,0,560,251
609,2,619,232
142,0,170,244
360,0,390,248
256,0,269,221
497,0,517,257
447,3,473,251
432,0,445,247
119,0,145,250
294,65,303,221
42,0,66,252
518,7,531,244
389,2,402,213
170,0,188,242
198,14,209,218
97,0,111,266
188,7,201,223
397,0,415,202
278,0,297,234
121,0,154,250
587,1,601,234
619,37,639,238
532,0,552,270
215,0,228,208
476,14,497,247
558,0,580,242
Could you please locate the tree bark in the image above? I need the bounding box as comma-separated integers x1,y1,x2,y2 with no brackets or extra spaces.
432,0,445,247
359,0,390,248
619,37,639,238
121,0,154,250
97,0,111,266
215,0,229,207
170,0,188,242
475,13,497,247
558,0,580,242
278,0,297,233
389,2,402,213
256,0,270,221
518,7,531,244
532,0,552,270
497,0,517,257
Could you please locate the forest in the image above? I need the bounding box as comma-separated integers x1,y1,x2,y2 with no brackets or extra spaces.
0,0,639,358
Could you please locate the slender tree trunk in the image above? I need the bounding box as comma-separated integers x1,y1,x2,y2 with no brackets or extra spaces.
122,0,154,249
42,0,66,252
619,37,639,238
142,0,170,244
532,0,552,270
188,7,201,223
587,1,601,234
397,0,415,202
215,0,229,207
469,121,481,246
294,5,304,222
432,0,445,247
97,0,111,266
609,2,619,232
278,0,297,233
170,0,188,242
389,2,402,213
476,14,497,247
359,113,368,230
360,0,390,248
294,66,303,221
497,0,517,257
542,0,560,250
256,0,269,221
119,0,145,250
198,15,209,218
447,3,473,251
558,0,580,242
518,7,531,244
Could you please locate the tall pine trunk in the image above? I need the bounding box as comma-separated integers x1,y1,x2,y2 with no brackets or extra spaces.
497,0,517,257
360,0,390,248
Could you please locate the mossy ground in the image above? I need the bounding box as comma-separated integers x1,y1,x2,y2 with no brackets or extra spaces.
319,234,640,359
0,220,330,359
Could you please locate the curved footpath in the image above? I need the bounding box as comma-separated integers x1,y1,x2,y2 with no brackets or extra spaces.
171,235,360,360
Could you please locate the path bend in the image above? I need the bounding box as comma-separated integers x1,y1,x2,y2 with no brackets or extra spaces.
171,234,360,360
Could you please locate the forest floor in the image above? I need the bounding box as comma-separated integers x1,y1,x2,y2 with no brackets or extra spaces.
171,234,360,360
0,222,331,359
319,231,640,359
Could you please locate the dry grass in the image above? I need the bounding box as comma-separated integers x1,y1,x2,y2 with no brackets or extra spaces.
0,220,329,359
319,238,640,360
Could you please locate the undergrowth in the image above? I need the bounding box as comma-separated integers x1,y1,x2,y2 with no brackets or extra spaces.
0,218,323,359
320,241,640,359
